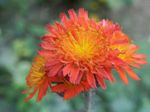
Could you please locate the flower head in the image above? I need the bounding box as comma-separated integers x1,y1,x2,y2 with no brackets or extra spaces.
24,8,147,101
24,55,51,101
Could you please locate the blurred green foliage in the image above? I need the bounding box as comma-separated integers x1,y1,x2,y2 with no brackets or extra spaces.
0,0,150,112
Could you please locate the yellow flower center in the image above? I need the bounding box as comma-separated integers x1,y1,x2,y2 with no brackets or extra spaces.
27,56,46,87
59,27,107,60
70,36,96,59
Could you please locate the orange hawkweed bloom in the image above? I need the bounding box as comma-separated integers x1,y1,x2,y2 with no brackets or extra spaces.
24,55,51,101
24,55,90,100
25,8,147,101
113,44,147,84
40,8,146,87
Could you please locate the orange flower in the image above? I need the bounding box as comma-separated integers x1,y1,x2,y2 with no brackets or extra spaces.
24,8,147,101
24,55,90,101
24,55,51,101
39,8,146,88
113,44,147,84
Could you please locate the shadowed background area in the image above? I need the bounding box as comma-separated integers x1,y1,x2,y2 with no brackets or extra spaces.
0,0,150,112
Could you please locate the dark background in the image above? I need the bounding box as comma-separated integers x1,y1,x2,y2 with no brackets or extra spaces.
0,0,150,112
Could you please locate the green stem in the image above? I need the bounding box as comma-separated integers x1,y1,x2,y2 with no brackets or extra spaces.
85,90,94,112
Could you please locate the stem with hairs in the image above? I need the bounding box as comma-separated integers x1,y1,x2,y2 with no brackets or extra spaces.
85,90,94,112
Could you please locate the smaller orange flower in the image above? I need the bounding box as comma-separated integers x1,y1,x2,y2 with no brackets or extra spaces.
24,55,51,101
24,55,90,101
114,44,147,84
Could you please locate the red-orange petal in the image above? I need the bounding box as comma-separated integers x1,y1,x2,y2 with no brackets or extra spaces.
124,66,140,80
132,54,146,59
132,59,147,65
37,80,49,101
64,86,83,100
96,75,106,89
130,63,141,68
24,88,37,102
47,64,63,77
70,65,80,84
68,9,78,21
55,22,66,34
38,50,54,58
47,24,59,37
86,72,96,88
78,8,88,20
75,71,84,84
63,64,72,76
103,68,115,83
115,66,128,85
51,84,66,93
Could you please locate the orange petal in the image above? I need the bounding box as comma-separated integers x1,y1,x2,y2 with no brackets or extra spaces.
59,12,68,27
103,68,115,83
96,75,106,89
82,82,91,91
47,64,63,77
68,9,77,21
78,8,88,28
63,64,72,76
78,8,88,20
115,66,128,85
86,72,96,88
64,86,83,100
41,35,56,43
38,50,54,58
130,63,141,68
124,66,140,80
55,22,65,34
37,79,49,101
24,88,37,102
45,60,60,68
51,84,66,93
47,24,59,36
75,71,83,84
132,59,147,65
70,66,80,84
132,54,146,59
